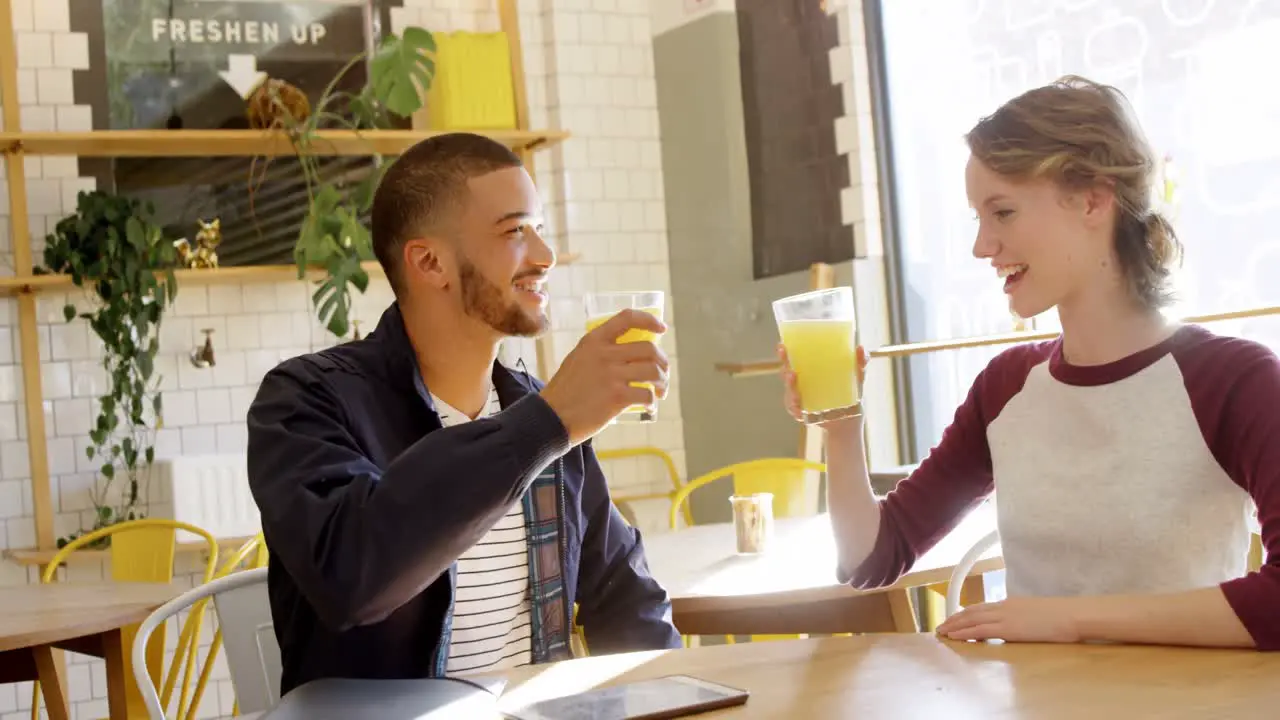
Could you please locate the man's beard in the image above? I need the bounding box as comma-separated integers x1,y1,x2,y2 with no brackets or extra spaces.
459,258,548,337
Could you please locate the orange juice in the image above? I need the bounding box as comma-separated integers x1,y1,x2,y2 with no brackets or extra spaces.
586,307,663,418
779,318,858,413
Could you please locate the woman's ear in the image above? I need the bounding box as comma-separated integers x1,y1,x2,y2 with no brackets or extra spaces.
1079,182,1118,230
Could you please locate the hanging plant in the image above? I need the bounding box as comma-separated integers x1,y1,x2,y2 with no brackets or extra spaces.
247,27,437,337
37,190,178,547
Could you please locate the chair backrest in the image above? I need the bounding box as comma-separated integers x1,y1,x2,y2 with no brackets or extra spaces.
598,446,694,528
945,530,1001,619
134,567,280,720
668,458,827,530
43,518,220,584
213,569,281,714
39,519,220,720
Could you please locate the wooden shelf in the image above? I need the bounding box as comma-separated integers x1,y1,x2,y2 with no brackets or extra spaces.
3,535,252,567
0,128,570,157
0,252,580,297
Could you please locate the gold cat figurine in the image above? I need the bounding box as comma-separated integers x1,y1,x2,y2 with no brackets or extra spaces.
176,218,223,269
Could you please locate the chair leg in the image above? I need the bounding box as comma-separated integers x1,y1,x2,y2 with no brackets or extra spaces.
887,589,918,633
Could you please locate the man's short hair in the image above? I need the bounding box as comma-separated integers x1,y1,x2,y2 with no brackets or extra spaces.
370,132,523,294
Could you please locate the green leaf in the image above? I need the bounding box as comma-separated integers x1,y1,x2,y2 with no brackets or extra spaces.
101,463,115,479
369,28,436,117
63,304,76,322
125,216,146,250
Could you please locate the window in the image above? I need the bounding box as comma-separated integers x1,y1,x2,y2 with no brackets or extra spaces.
871,0,1280,457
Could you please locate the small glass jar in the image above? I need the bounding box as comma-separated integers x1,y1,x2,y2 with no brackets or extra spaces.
729,493,775,555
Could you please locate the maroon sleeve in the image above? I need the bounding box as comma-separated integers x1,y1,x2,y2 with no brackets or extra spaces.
1180,336,1280,650
843,342,1050,589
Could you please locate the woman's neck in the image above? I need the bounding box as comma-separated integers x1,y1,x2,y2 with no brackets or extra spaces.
1055,284,1175,367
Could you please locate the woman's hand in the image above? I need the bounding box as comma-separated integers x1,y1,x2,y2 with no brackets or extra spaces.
936,597,1084,644
778,343,868,424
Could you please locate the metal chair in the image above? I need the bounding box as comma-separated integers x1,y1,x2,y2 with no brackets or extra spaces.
133,567,280,719
944,530,1001,618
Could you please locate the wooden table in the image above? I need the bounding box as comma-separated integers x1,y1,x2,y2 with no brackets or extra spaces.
496,634,1280,719
642,502,1002,635
0,582,184,720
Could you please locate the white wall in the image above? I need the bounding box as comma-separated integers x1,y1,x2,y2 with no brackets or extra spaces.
0,0,685,717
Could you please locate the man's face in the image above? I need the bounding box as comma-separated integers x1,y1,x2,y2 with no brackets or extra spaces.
449,166,555,338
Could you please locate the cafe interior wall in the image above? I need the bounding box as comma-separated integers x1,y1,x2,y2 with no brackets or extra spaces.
649,0,896,524
0,0,685,716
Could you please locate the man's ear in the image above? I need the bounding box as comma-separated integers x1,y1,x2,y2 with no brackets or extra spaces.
402,238,451,290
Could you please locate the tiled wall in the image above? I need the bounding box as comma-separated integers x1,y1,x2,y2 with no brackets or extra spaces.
0,0,685,718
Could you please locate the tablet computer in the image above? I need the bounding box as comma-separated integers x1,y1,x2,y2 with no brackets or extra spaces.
503,674,749,720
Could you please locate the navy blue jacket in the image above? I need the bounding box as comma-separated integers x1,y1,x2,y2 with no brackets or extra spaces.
246,304,681,696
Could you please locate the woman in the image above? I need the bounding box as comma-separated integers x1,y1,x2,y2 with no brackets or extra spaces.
782,75,1279,650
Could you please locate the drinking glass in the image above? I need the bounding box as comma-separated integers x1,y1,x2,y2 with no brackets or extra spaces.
584,291,665,423
730,493,774,554
772,286,860,424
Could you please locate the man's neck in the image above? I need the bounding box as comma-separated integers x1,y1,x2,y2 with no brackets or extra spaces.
403,304,502,420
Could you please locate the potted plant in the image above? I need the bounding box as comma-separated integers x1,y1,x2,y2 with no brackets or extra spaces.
38,190,178,547
247,27,437,338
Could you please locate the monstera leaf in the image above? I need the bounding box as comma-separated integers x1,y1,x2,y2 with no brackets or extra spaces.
370,27,437,117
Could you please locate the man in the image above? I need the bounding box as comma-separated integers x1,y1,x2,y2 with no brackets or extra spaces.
246,132,682,696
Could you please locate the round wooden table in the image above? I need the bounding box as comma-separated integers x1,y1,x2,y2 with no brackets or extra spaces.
0,582,184,720
496,634,1280,718
641,502,1002,635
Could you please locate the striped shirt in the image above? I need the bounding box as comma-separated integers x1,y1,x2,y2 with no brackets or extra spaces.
434,384,534,675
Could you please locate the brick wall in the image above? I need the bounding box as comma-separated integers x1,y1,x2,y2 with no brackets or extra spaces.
0,0,685,717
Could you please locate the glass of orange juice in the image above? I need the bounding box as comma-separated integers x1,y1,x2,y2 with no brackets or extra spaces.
773,287,860,424
584,290,665,423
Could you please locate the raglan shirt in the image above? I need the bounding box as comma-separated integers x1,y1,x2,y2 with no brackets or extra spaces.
845,324,1280,649
433,384,535,675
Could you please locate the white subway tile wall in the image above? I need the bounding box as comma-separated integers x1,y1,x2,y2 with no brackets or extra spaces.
0,0,689,717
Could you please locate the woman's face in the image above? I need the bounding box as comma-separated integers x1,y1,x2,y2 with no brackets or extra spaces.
965,155,1114,319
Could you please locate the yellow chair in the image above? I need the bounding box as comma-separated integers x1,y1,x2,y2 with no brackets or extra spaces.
599,447,694,528
33,519,219,720
183,533,268,719
668,458,827,531
668,458,827,645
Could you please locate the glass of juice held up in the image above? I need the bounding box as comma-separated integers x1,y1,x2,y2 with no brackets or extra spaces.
773,287,860,424
584,290,665,423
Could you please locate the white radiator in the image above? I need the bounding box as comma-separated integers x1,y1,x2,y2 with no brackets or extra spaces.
152,453,260,543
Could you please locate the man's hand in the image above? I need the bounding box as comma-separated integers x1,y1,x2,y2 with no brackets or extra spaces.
935,596,1084,644
541,308,669,445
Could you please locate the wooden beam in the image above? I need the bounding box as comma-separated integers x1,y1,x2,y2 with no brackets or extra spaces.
717,302,1280,379
0,253,581,297
498,0,531,133
0,128,569,158
0,0,54,550
499,0,557,381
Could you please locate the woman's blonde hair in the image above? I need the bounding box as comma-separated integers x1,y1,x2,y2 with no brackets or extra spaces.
965,75,1182,309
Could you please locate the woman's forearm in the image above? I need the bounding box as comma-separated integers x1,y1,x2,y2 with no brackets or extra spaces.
823,415,882,576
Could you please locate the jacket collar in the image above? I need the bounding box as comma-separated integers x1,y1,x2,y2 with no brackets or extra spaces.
369,303,538,412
